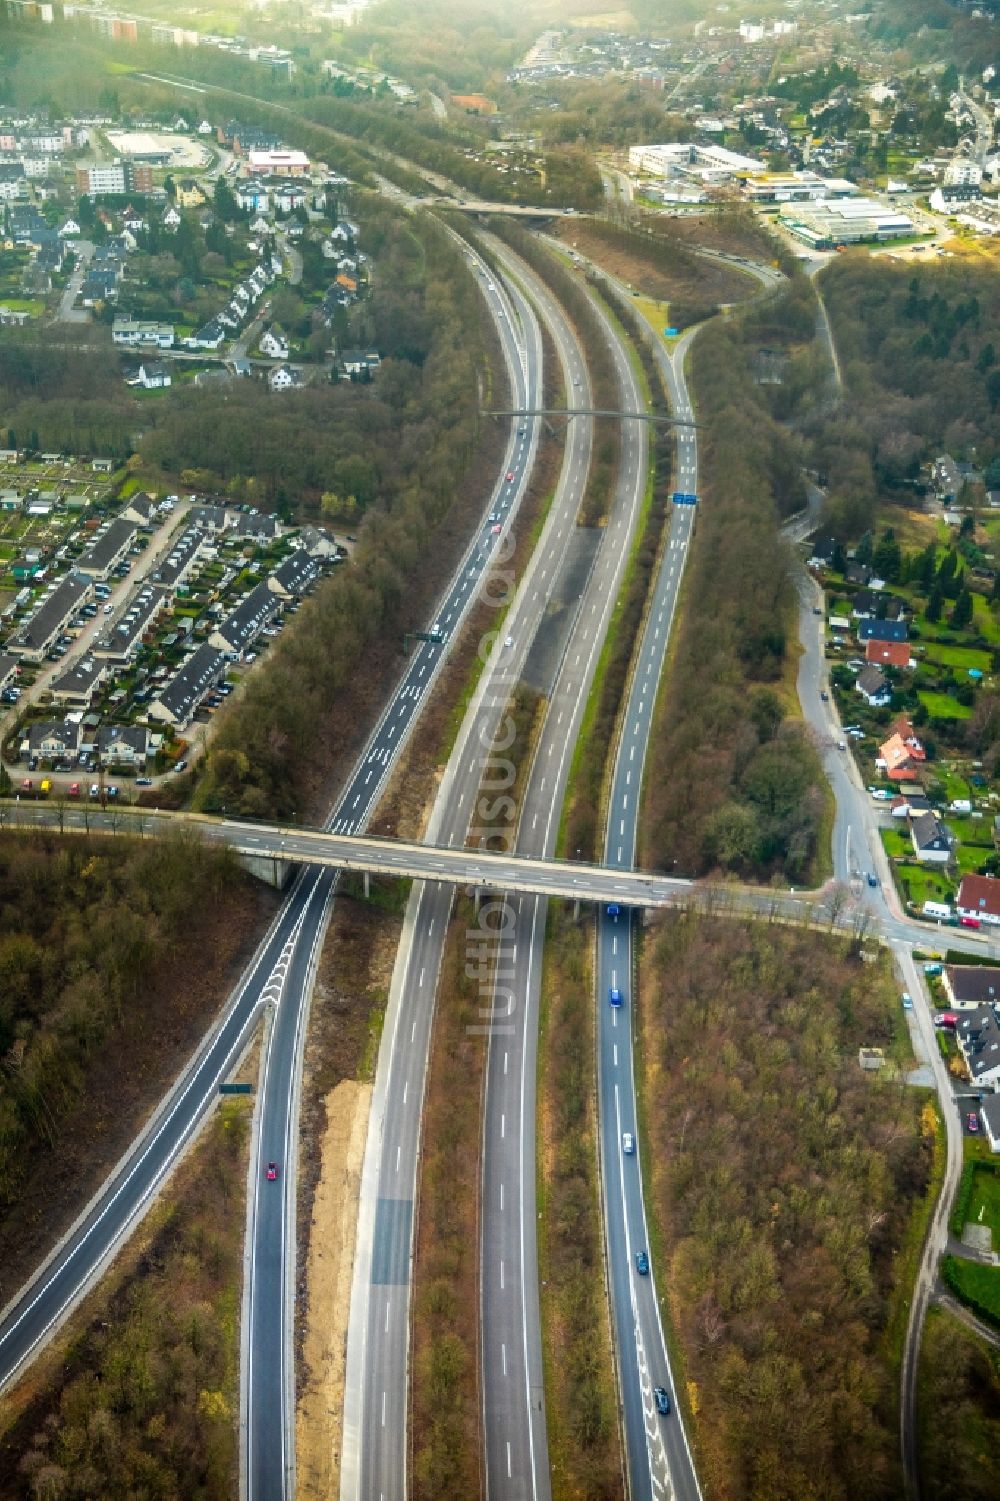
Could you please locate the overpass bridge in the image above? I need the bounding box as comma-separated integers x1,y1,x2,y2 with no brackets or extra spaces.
5,804,694,907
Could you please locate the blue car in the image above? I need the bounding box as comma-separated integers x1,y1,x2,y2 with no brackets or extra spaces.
654,1387,671,1415
636,1250,649,1275
607,903,620,918
609,987,623,1007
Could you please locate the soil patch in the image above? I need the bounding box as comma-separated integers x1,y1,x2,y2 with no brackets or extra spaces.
296,1078,372,1500
552,218,754,315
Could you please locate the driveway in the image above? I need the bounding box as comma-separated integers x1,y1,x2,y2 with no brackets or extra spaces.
55,240,94,323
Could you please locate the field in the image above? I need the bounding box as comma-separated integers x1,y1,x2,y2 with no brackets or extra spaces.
943,1256,1000,1327
918,690,973,720
967,1165,1000,1243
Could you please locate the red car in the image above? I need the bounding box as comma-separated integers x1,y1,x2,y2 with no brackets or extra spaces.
506,471,514,482
266,1162,278,1181
968,1114,980,1134
960,915,981,929
491,523,502,535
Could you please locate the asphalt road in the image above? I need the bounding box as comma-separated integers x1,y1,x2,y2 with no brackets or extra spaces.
596,317,701,1501
479,242,650,1501
245,251,541,1500
0,249,536,1501
341,231,593,1501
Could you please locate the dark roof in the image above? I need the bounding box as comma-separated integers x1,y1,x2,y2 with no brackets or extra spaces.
856,664,888,697
911,811,950,853
9,574,91,652
858,618,907,643
77,518,137,574
213,581,278,650
154,643,226,723
270,550,318,595
945,966,1000,1008
956,1004,1000,1082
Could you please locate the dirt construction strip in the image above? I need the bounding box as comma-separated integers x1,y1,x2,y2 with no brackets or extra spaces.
296,1080,372,1499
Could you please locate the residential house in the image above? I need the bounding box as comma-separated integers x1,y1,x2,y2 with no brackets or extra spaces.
856,664,891,707
858,618,908,644
189,320,225,350
190,504,233,534
50,656,107,708
808,536,838,569
267,550,319,599
135,361,172,390
152,527,206,592
943,966,1000,1010
338,349,381,380
878,718,926,782
209,582,280,654
122,492,156,526
845,562,871,586
97,723,149,768
259,325,289,360
7,575,92,662
149,643,226,727
294,525,340,560
866,638,911,668
20,718,80,762
175,179,206,208
890,791,932,820
76,519,138,580
955,1005,1000,1090
957,874,1000,927
981,1094,1000,1153
92,583,170,665
234,511,280,543
268,364,303,391
0,654,20,692
162,205,182,231
909,811,952,864
112,318,175,349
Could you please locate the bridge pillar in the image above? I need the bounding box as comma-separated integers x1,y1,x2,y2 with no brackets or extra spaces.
363,870,370,900
237,853,294,890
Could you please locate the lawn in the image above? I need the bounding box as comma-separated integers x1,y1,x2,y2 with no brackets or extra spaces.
892,859,954,908
882,828,911,859
919,690,972,720
967,1164,1000,1242
942,1254,1000,1327
972,598,1000,646
923,642,992,672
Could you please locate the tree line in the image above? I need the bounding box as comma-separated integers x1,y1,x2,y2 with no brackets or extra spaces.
642,283,820,883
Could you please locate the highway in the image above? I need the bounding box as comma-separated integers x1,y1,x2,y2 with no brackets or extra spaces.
479,243,650,1501
243,246,540,1500
340,232,587,1501
595,313,701,1500
0,245,537,1492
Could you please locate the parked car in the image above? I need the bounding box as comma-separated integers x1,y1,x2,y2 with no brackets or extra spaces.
968,1112,980,1134
68,782,80,797
21,778,32,791
174,759,188,773
901,992,913,1011
136,776,152,787
89,784,100,798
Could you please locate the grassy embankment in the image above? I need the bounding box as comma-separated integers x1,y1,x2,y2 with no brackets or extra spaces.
916,1307,1000,1501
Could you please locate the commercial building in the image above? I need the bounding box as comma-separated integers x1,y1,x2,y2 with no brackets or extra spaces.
743,171,857,204
247,148,310,176
779,197,915,248
628,141,763,184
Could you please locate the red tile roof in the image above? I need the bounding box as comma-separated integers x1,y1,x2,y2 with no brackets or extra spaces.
865,639,910,668
957,875,1000,919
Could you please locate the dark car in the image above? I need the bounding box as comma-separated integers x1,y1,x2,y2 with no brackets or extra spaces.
867,873,878,888
266,1161,278,1180
820,690,829,701
636,1250,649,1275
654,1387,671,1415
136,776,152,787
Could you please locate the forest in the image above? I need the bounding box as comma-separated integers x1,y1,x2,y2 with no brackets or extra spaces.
815,255,1000,541
641,913,930,1501
0,830,266,1299
642,279,823,883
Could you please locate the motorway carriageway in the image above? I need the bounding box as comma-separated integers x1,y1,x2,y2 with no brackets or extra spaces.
0,243,535,1501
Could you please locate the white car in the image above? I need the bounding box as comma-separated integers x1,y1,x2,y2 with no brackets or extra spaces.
622,1132,635,1156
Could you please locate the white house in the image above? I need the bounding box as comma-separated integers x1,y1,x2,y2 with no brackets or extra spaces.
136,361,172,390
259,325,289,360
268,364,302,391
57,218,81,238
